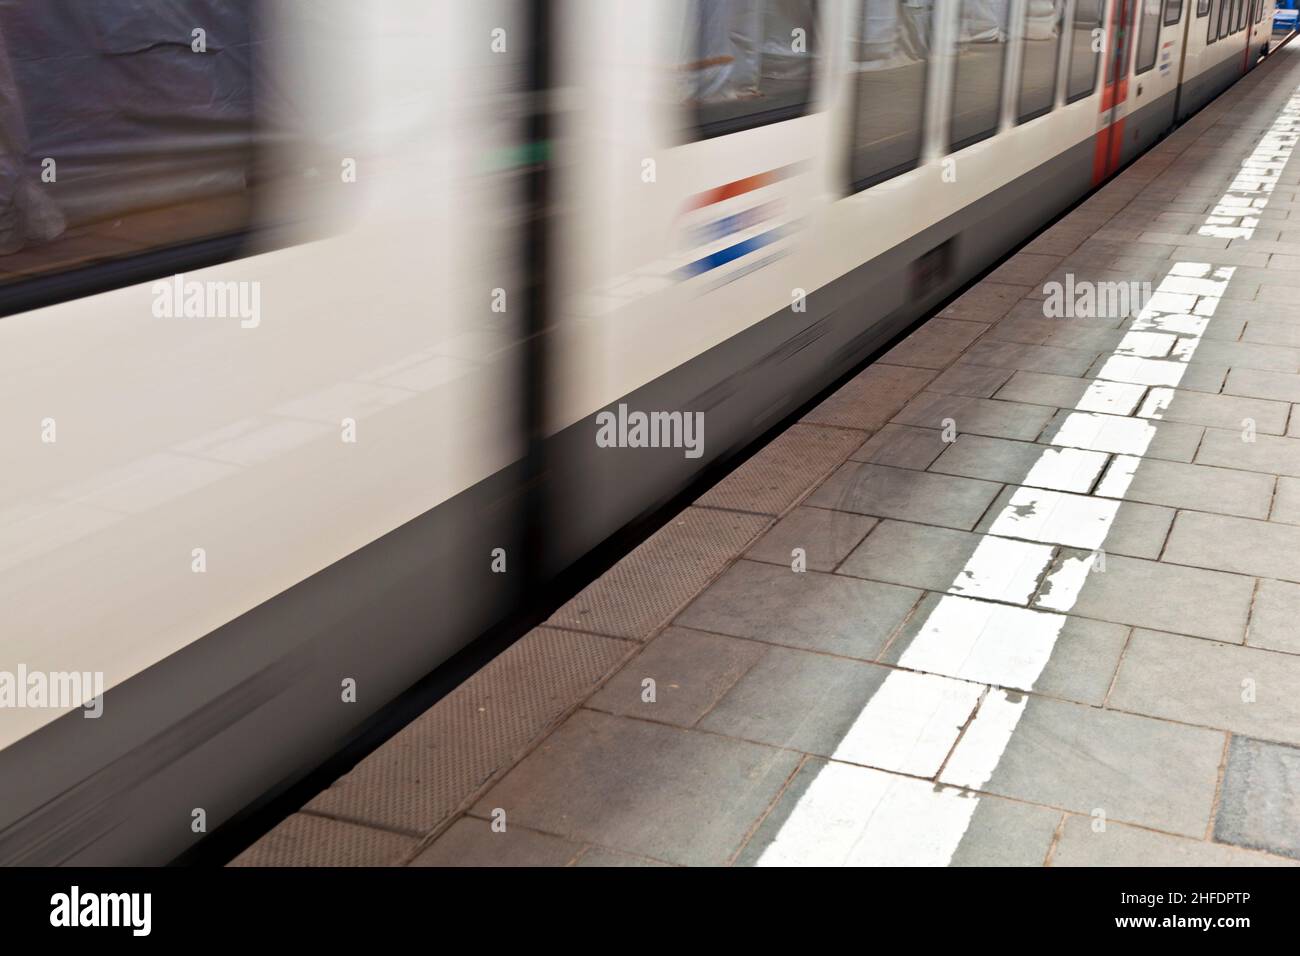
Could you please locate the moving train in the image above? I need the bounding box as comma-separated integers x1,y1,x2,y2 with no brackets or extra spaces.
0,0,1279,864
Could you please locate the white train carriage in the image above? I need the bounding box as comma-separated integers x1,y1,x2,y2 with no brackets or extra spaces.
0,0,1280,863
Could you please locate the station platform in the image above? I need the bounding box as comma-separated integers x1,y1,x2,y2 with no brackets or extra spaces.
236,46,1300,868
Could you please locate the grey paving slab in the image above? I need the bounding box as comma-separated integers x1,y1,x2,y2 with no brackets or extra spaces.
735,757,1059,866
1247,578,1300,655
890,391,1057,441
743,505,877,572
838,519,1055,605
849,422,950,470
1186,338,1300,372
976,486,1174,559
994,370,1145,415
1224,366,1300,402
1042,408,1204,462
930,433,1108,493
674,559,920,659
229,813,417,867
1109,630,1300,744
806,461,1003,530
988,252,1065,286
1196,427,1300,477
547,508,769,640
587,627,767,727
881,592,1128,704
470,709,800,867
1088,353,1229,393
698,645,980,774
801,363,937,431
1164,509,1300,582
1242,317,1300,349
695,422,867,516
1096,455,1275,519
1138,387,1290,434
939,282,1033,323
1051,816,1295,866
957,341,1101,377
942,692,1224,837
1214,735,1300,861
409,817,581,867
1034,549,1253,642
926,363,1014,398
883,318,990,369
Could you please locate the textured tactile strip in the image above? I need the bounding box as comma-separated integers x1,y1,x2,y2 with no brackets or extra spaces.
279,628,634,840
229,812,417,867
694,423,867,515
546,506,770,639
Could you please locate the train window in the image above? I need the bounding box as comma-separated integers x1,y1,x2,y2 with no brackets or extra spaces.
1018,0,1065,123
1236,0,1249,29
1208,0,1222,37
1257,0,1266,22
1197,0,1210,15
1135,0,1163,75
1164,0,1184,24
950,0,1010,150
846,0,930,190
1218,0,1233,36
1065,0,1104,102
0,1,275,297
683,0,820,140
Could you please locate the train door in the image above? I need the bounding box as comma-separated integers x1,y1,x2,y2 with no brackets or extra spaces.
1093,0,1138,182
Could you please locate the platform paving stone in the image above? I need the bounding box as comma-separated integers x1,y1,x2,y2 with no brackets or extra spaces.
976,486,1174,559
698,646,980,775
1041,408,1204,462
586,627,767,728
957,341,1101,377
1136,387,1290,434
806,461,1003,529
1034,550,1253,642
743,505,876,572
891,392,1057,441
930,434,1108,493
1214,735,1300,861
926,363,1014,397
882,592,1128,705
993,369,1145,414
939,282,1032,323
1109,630,1300,745
942,693,1224,837
1247,578,1300,655
1163,509,1300,581
1196,427,1300,477
735,758,1061,866
470,709,801,867
849,422,949,470
1224,366,1300,402
1051,816,1295,867
837,519,1055,605
1094,455,1275,519
574,847,670,867
883,318,990,368
229,814,417,867
409,817,580,867
674,559,919,659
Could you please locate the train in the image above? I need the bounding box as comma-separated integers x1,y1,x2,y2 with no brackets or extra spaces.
0,0,1280,864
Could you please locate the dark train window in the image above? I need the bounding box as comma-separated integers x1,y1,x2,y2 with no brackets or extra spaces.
1236,0,1249,29
683,0,820,140
1226,0,1240,32
1164,0,1184,24
950,0,1009,150
1018,0,1065,123
0,1,271,294
846,0,930,190
1135,0,1162,75
1066,0,1104,102
1257,0,1266,22
1218,0,1232,37
1209,0,1221,37
1198,0,1210,15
